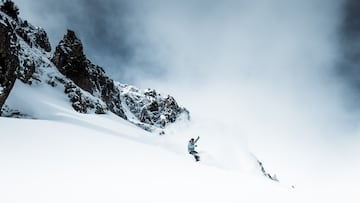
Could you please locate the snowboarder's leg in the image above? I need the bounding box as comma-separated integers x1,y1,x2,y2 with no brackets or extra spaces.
195,154,200,162
191,151,200,162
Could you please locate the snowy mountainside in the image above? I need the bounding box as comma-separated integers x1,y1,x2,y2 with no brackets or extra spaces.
0,5,188,131
0,0,278,180
0,101,290,203
0,3,288,202
0,14,109,116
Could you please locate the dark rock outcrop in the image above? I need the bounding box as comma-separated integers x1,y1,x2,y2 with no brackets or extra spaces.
120,85,190,129
15,24,51,52
52,30,127,119
52,30,90,92
0,19,19,112
33,27,51,52
64,81,108,114
1,2,52,53
0,2,52,87
0,0,19,21
257,160,279,182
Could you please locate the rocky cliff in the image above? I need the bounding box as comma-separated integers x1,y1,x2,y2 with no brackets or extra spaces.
0,1,189,132
0,18,18,111
51,30,127,119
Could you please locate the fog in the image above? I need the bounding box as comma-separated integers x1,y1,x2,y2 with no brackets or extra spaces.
14,0,360,198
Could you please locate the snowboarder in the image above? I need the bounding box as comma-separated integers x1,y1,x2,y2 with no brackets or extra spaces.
188,136,200,162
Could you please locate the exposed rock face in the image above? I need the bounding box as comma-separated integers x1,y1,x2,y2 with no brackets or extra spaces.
64,81,108,114
0,19,19,112
0,8,109,116
120,84,190,129
14,19,51,52
33,27,51,52
0,4,52,89
0,2,190,132
52,30,127,119
0,3,53,112
0,0,19,21
52,30,90,91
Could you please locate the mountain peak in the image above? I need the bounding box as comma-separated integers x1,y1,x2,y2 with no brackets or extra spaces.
52,29,94,92
64,29,78,41
1,3,190,132
52,29,127,119
0,0,19,21
60,29,84,58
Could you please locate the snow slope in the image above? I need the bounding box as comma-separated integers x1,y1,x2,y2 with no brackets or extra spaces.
0,116,293,203
1,75,360,203
0,75,298,203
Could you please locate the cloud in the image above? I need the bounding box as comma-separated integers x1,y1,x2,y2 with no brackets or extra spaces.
337,0,360,108
15,0,163,82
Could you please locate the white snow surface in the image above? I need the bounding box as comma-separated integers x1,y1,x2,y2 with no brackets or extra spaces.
0,116,286,203
0,80,287,203
1,73,359,203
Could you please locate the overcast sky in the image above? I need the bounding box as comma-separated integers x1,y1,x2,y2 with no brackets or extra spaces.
12,1,357,93
12,0,343,83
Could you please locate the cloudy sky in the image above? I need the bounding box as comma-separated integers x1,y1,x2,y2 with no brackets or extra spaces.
13,0,348,83
11,0,360,191
12,0,358,96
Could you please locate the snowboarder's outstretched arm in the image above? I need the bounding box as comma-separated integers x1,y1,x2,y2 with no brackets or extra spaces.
194,136,200,144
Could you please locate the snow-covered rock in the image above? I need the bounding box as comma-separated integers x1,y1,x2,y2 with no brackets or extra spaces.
0,1,189,132
51,29,127,119
120,84,190,130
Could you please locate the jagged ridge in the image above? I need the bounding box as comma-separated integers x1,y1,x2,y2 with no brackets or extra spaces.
0,1,189,132
51,30,127,119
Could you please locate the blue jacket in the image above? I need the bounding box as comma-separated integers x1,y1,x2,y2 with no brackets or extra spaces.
188,136,200,153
